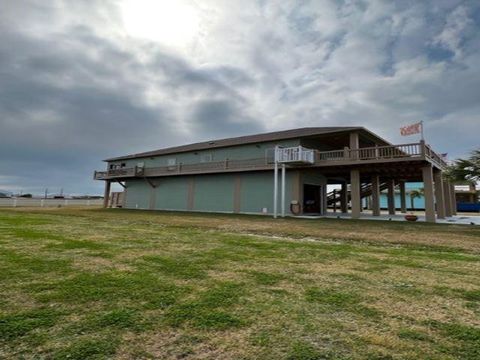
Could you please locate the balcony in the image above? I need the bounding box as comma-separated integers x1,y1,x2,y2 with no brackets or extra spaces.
94,142,447,180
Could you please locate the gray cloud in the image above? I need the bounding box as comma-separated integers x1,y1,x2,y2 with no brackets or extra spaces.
0,0,479,194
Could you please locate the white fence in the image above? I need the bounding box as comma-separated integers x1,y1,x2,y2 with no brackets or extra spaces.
0,198,103,208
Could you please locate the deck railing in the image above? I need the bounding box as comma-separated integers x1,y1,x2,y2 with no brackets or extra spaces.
94,142,447,180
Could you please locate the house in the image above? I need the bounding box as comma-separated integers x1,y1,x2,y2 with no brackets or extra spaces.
94,127,453,222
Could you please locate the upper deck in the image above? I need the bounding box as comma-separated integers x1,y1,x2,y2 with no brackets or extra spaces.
94,141,447,181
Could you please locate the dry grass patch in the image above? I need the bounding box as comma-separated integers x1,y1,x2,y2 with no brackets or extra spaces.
0,208,479,359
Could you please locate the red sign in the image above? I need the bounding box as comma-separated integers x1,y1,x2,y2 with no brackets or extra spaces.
400,122,422,136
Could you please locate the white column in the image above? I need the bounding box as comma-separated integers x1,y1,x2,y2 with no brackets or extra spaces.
281,163,286,217
273,161,278,218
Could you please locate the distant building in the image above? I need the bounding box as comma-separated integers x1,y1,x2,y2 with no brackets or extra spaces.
94,127,452,222
0,191,11,198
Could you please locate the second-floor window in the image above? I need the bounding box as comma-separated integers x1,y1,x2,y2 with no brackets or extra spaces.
200,153,213,163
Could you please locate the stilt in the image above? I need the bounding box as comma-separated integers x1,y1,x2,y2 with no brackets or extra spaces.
444,180,452,217
351,170,361,219
450,183,457,215
434,170,445,219
371,175,380,216
273,161,278,218
422,165,436,223
340,182,348,213
387,179,396,215
399,181,407,213
281,163,286,217
103,181,111,208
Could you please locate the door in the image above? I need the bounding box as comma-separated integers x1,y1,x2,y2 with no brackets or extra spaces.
303,184,321,213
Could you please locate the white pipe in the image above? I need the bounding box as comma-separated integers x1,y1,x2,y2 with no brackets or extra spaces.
281,163,286,217
273,161,278,218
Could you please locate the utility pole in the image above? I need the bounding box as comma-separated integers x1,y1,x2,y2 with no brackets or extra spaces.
44,188,48,199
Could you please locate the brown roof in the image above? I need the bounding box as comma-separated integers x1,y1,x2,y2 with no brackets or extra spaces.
105,126,389,161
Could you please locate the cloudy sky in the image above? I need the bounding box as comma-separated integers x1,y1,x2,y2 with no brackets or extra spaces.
1,0,479,195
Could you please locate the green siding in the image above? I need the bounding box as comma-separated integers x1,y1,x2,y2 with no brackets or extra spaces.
302,171,327,186
154,177,189,210
124,179,150,209
240,171,294,215
108,139,300,169
193,174,234,212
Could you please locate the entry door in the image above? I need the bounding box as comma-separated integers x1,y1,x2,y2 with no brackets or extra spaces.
304,184,326,215
304,184,321,213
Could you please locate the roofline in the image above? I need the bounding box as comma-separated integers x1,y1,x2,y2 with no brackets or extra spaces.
104,126,391,162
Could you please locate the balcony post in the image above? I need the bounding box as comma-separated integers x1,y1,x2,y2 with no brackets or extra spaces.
371,175,381,216
422,165,436,223
387,179,396,215
350,169,361,219
399,181,407,213
103,180,111,208
434,170,446,219
420,140,426,159
349,132,359,159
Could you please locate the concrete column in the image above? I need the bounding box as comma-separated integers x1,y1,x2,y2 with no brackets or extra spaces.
351,169,361,219
444,180,452,217
387,179,396,215
422,165,436,223
371,174,381,216
103,181,111,208
399,181,407,213
433,170,446,219
450,183,457,215
340,182,348,213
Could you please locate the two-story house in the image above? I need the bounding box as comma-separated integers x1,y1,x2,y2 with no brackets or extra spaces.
94,127,453,222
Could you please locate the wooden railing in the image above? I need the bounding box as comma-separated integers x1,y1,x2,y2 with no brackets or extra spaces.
94,142,447,180
315,143,423,163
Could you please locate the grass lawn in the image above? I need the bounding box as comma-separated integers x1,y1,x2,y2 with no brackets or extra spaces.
0,208,479,359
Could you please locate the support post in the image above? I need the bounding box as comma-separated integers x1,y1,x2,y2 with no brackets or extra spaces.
387,179,396,215
444,180,452,217
434,170,446,219
349,132,359,159
273,161,278,218
281,163,286,217
422,165,436,223
450,183,457,215
103,181,111,208
340,182,348,213
371,175,380,216
350,169,361,219
399,181,407,213
333,189,337,213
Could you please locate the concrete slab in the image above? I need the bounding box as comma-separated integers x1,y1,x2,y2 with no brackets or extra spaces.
296,211,480,225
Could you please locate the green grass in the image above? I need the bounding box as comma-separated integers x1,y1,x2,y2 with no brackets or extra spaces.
0,208,479,359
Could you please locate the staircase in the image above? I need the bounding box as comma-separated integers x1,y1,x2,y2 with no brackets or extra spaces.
327,182,389,207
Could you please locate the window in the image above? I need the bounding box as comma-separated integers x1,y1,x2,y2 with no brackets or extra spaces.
167,158,177,166
200,153,213,163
